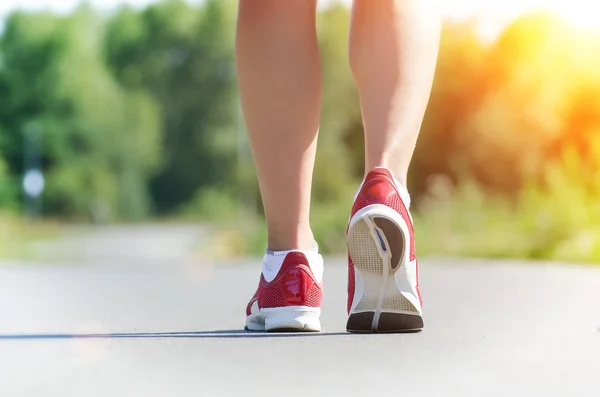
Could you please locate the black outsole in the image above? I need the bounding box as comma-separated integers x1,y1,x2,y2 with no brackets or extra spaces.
346,312,423,333
378,312,423,332
346,312,375,332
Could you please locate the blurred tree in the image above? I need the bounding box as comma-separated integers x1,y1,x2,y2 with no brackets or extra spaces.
0,7,162,221
412,19,489,198
0,154,17,208
1,0,599,261
460,13,571,193
414,12,600,199
315,4,362,202
104,0,239,214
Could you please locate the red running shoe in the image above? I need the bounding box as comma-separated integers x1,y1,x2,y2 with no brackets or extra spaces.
245,250,323,332
346,167,423,332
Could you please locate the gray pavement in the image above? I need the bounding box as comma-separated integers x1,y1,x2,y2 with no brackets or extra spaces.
28,224,211,265
1,256,599,397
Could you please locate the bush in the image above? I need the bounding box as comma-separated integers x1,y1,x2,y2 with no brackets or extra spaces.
413,154,600,263
0,212,59,259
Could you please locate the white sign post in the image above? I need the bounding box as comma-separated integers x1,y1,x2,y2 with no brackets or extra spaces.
23,169,45,222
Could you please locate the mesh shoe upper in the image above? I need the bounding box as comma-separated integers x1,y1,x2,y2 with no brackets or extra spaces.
347,168,421,313
246,251,323,316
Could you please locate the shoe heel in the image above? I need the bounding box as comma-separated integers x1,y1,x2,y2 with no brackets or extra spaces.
347,205,423,333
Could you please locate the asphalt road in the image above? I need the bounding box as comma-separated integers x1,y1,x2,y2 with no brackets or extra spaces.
1,257,599,397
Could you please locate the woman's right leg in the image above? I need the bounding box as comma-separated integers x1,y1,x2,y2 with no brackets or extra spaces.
345,0,441,333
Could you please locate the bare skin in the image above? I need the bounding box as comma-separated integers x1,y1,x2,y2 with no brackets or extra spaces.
350,0,440,187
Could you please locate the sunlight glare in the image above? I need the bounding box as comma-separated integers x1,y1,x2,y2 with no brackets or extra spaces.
550,2,600,31
439,0,600,42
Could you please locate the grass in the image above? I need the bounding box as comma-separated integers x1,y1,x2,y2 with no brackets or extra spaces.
414,169,600,264
0,212,60,260
208,185,357,258
210,165,600,265
5,157,599,265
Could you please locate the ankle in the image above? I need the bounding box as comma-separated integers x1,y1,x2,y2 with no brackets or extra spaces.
266,229,315,251
364,165,406,186
365,161,408,188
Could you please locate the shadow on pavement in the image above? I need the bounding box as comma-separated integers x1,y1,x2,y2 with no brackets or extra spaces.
0,330,351,340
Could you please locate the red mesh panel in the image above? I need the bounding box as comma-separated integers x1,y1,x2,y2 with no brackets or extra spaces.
253,254,323,310
246,292,258,316
260,280,286,308
259,267,322,309
347,254,355,314
351,195,371,218
416,259,423,307
305,282,322,307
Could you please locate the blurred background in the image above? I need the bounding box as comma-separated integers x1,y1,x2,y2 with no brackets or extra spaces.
1,0,600,264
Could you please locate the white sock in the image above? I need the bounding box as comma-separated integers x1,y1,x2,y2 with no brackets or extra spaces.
262,242,323,283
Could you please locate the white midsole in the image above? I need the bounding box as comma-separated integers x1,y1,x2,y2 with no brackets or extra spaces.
246,306,321,332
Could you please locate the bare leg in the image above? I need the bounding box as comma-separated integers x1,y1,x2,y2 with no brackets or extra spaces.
235,0,321,250
349,0,440,187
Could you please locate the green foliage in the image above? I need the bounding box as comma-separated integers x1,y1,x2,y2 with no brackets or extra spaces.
406,13,600,263
0,156,17,208
0,211,58,259
0,8,162,221
1,3,600,263
414,148,600,263
104,0,239,214
177,187,239,222
314,5,363,200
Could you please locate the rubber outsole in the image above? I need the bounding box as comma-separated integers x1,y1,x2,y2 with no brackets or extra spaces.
346,205,423,333
347,312,423,333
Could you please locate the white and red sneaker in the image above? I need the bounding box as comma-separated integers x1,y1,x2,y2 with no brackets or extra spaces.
245,249,323,332
346,167,423,333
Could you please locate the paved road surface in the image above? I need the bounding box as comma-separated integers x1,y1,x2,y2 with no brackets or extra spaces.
1,257,599,397
29,224,210,265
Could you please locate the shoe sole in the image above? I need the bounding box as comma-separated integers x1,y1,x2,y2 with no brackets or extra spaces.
245,306,321,332
346,204,423,333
